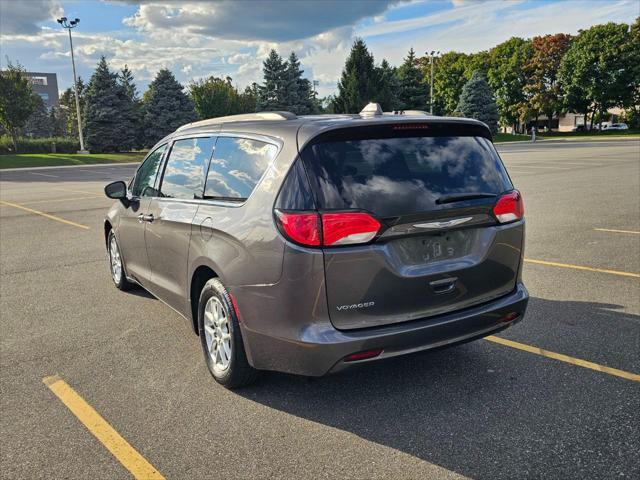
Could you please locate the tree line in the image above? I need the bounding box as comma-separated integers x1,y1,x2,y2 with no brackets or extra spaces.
1,17,637,153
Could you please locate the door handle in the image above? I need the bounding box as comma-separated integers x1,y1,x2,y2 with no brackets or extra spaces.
430,277,457,294
138,213,154,223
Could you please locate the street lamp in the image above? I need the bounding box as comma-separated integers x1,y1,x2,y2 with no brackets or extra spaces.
426,50,440,115
57,16,88,153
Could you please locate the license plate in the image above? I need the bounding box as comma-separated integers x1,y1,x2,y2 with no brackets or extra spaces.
393,230,475,265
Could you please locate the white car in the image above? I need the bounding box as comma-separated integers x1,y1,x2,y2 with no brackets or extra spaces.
603,123,629,130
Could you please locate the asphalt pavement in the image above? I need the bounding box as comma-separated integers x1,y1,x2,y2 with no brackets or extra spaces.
1,139,638,479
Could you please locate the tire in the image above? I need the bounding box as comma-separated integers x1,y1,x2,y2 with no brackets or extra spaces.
198,278,258,388
107,230,136,291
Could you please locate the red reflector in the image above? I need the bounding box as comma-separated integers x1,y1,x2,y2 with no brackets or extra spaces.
500,312,520,322
322,212,381,246
276,212,320,246
493,190,524,223
229,291,241,321
344,348,384,362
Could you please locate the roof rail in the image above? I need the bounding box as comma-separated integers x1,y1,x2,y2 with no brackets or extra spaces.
176,111,297,131
387,110,431,116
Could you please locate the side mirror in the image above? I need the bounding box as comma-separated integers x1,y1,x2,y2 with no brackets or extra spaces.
104,181,127,199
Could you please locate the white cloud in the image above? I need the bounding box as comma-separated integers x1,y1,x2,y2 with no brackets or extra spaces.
0,0,62,34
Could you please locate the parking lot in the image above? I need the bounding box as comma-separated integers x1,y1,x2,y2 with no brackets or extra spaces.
1,139,638,479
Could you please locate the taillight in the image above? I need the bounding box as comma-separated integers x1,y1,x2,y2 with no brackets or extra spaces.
275,211,320,246
322,212,381,246
275,211,380,247
493,190,524,224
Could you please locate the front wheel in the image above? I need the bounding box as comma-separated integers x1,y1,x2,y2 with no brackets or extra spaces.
198,278,258,388
107,230,135,291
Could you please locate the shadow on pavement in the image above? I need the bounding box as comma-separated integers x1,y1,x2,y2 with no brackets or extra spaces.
236,297,639,480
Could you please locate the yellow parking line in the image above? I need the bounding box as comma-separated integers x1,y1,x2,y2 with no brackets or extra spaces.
485,336,640,382
21,195,104,205
594,228,640,235
524,258,639,278
0,199,90,230
43,376,165,480
53,187,102,196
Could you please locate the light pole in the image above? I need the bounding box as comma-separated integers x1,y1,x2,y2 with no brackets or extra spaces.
57,17,88,153
313,80,319,98
427,50,440,115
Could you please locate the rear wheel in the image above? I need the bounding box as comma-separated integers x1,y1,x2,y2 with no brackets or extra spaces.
198,278,258,388
107,230,135,291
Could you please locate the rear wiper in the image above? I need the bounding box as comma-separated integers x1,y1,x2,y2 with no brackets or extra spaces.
436,193,497,205
201,195,246,202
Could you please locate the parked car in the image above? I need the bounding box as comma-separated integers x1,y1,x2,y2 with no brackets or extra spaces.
604,123,629,130
103,104,528,388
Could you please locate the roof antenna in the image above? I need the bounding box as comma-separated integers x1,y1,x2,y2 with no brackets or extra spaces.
359,102,383,117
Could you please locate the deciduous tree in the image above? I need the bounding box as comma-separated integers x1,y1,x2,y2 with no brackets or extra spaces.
487,37,532,130
0,61,37,151
559,22,635,129
524,34,572,130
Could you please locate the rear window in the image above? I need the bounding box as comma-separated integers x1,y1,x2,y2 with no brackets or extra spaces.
300,128,512,217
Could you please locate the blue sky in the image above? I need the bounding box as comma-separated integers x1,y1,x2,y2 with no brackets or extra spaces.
1,0,637,97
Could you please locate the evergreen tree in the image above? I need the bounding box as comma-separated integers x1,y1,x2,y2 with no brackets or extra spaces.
376,59,400,111
118,65,143,149
59,77,85,138
49,107,66,137
257,50,288,111
23,94,53,138
397,48,427,110
284,52,316,114
83,57,131,152
457,71,499,134
142,68,196,147
332,38,377,113
239,83,259,113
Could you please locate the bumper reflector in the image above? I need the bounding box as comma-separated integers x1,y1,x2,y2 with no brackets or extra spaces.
344,348,384,362
500,312,520,322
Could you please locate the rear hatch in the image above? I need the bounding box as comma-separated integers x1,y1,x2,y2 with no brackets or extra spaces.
299,121,524,330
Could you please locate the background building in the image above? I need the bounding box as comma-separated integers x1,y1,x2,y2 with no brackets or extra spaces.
25,72,59,109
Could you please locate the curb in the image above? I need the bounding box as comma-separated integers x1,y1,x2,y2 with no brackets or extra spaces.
0,162,140,172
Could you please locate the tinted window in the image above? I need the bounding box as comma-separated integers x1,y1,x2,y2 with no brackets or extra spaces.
160,137,215,199
204,137,277,200
131,144,166,197
301,134,512,217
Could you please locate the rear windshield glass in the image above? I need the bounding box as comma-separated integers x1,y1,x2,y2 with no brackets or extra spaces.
301,131,512,218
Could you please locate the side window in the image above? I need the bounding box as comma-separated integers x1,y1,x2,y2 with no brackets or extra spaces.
159,137,215,199
131,144,166,197
204,137,277,200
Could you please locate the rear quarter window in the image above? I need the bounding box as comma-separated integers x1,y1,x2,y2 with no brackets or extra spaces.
301,130,512,218
204,136,278,200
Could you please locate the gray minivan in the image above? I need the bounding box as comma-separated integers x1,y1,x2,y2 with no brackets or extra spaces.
104,105,528,388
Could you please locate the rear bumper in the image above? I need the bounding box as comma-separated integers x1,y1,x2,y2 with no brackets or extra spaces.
241,283,529,376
